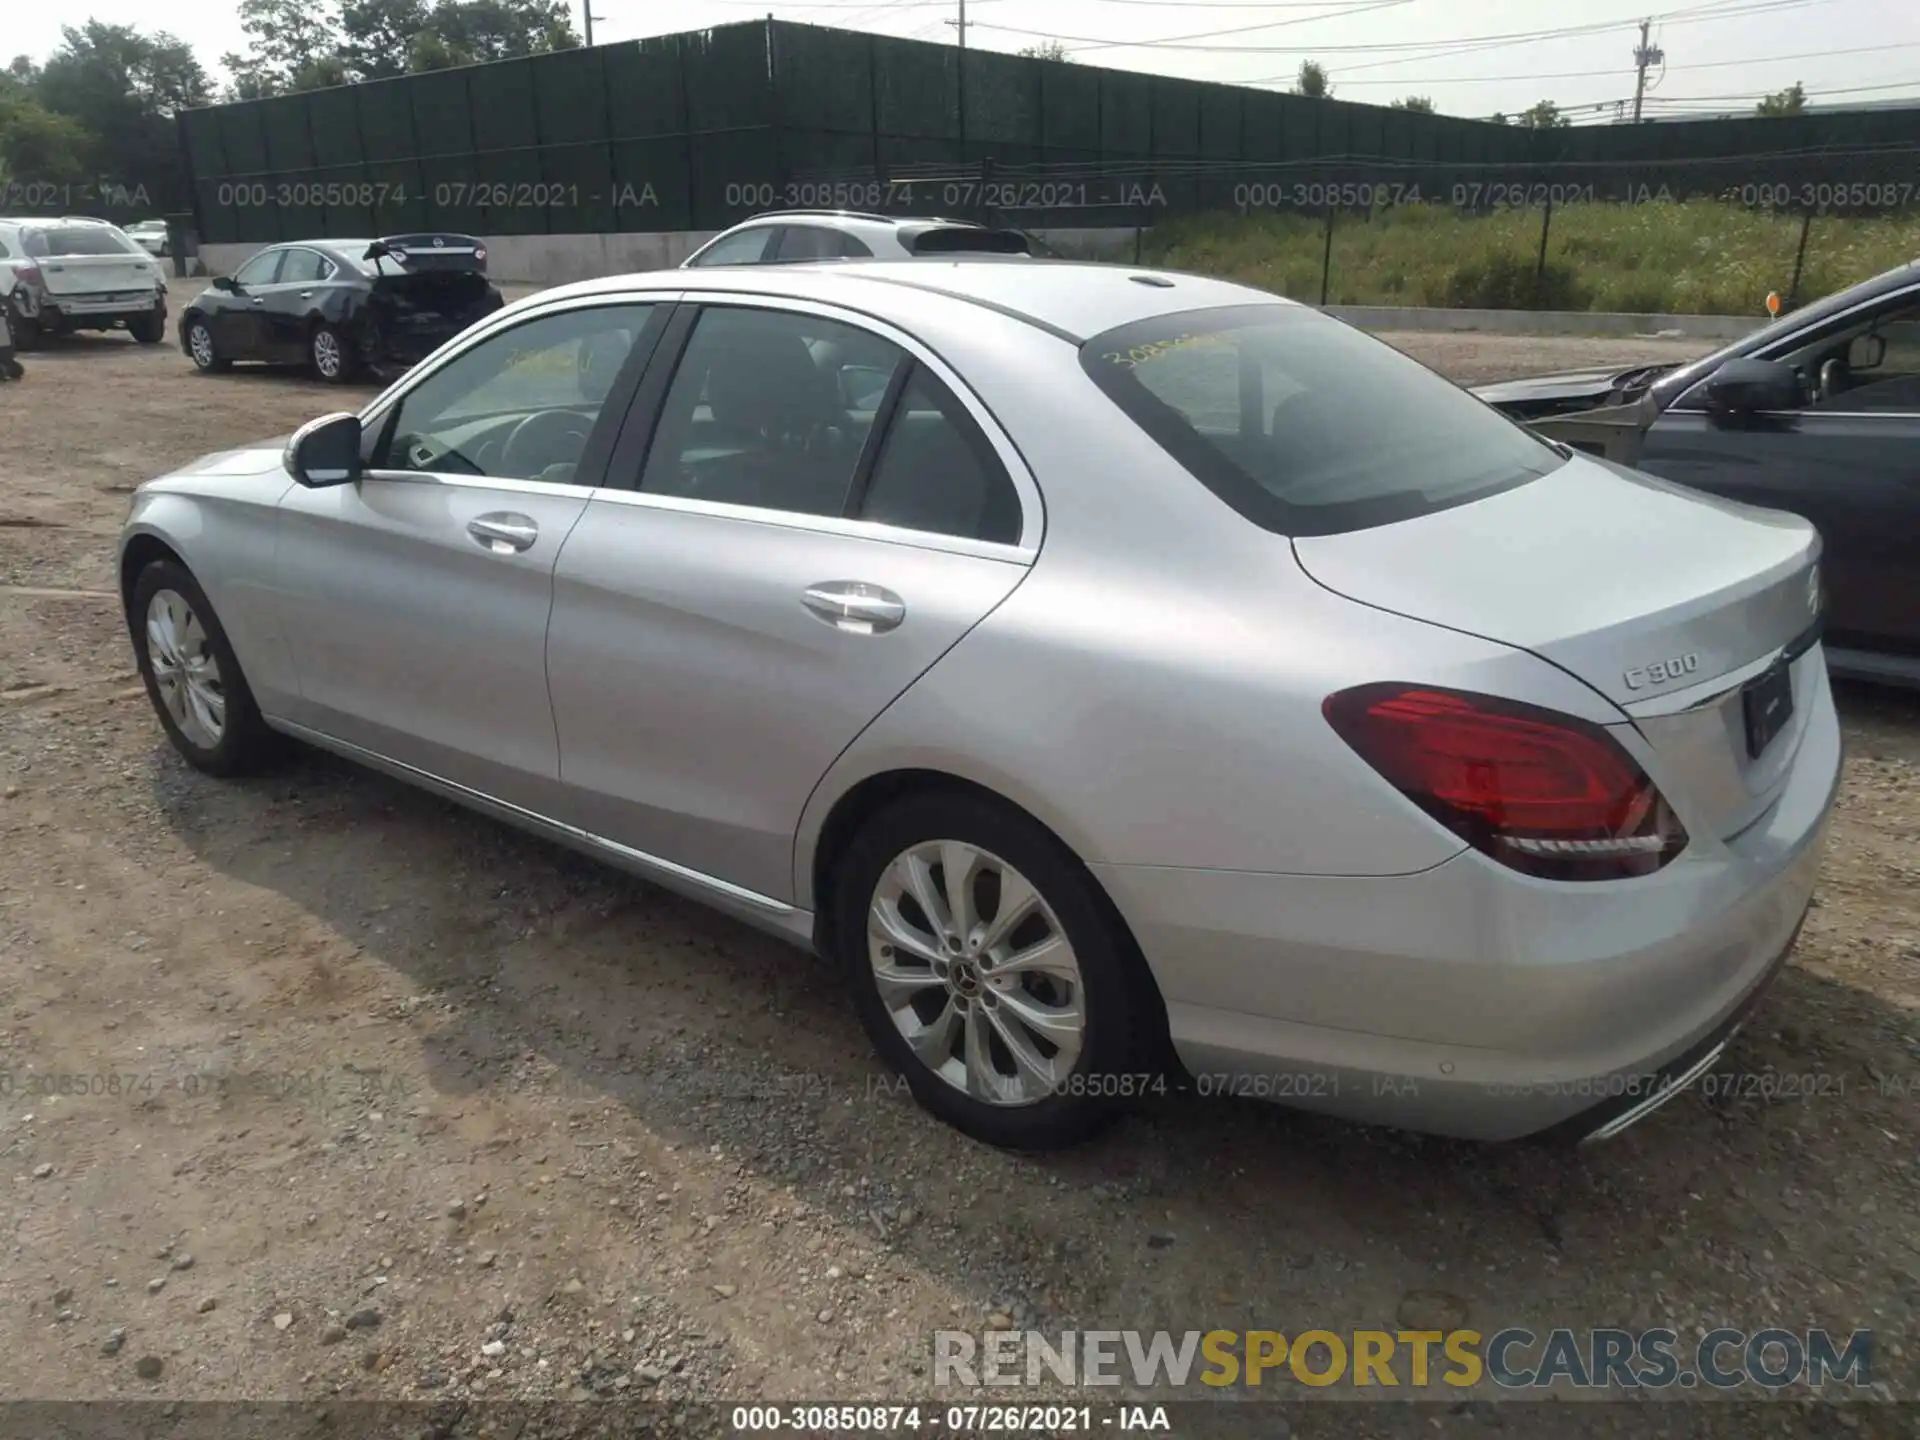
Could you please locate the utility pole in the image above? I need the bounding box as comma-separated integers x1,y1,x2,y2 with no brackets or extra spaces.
1631,18,1665,123
946,0,967,49
584,2,605,46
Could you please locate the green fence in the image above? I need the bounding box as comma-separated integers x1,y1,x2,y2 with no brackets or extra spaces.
179,19,1920,245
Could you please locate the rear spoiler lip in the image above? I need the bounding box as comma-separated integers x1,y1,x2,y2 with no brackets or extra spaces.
364,233,491,273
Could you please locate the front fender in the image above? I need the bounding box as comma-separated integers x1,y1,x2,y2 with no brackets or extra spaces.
121,476,301,719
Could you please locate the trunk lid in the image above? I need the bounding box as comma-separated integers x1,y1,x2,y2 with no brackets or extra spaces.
1292,454,1823,840
366,271,498,347
38,253,156,298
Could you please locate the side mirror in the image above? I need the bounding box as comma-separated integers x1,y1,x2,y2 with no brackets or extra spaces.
1702,357,1800,419
1846,333,1886,371
211,275,236,292
284,413,362,488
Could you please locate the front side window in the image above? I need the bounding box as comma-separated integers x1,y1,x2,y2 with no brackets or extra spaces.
1771,294,1920,413
641,306,904,517
278,250,333,285
1083,304,1565,537
688,228,777,267
376,304,655,484
232,251,281,287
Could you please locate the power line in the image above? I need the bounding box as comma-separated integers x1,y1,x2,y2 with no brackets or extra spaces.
1009,0,1829,63
1325,41,1920,85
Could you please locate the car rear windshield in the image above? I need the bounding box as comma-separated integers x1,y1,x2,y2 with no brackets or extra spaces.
909,227,1032,256
1081,304,1566,536
22,227,143,258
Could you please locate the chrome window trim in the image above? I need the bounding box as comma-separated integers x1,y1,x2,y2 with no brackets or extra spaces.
360,469,601,503
657,288,1046,555
355,289,684,435
587,487,1034,565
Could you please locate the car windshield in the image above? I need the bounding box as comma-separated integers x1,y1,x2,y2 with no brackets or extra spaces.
23,227,144,258
1082,303,1565,537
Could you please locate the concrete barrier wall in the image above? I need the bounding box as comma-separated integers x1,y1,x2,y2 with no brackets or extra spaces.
198,230,1769,345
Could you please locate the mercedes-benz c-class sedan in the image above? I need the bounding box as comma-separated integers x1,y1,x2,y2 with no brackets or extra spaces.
119,260,1840,1150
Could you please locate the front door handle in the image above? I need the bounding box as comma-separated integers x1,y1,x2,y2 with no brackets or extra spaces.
467,513,539,554
251,297,266,305
802,581,905,634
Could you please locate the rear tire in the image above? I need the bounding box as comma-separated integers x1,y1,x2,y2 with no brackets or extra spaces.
10,310,41,352
311,322,355,383
833,790,1157,1150
129,559,284,778
128,311,165,345
184,317,229,373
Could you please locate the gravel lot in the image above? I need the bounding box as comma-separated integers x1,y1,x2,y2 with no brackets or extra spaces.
0,284,1914,1430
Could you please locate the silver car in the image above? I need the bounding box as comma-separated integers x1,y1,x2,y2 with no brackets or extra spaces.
118,261,1840,1150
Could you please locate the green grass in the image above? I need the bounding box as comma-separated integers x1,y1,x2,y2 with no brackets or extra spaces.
1129,201,1920,315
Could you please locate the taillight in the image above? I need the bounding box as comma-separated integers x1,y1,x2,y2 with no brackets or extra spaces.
473,246,487,264
1323,683,1688,881
15,266,41,287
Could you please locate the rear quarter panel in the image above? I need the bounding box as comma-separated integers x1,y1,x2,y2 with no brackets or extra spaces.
792,304,1623,900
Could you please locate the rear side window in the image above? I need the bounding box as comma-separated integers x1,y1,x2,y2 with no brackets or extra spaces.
857,366,1022,544
22,227,143,258
1082,304,1564,537
774,226,870,262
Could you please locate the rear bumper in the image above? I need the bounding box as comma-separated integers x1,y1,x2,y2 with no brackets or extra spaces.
1093,663,1842,1141
42,292,166,325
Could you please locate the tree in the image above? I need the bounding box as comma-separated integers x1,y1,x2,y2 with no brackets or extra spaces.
1391,95,1434,114
1017,40,1069,62
425,0,580,67
1516,99,1569,129
0,89,92,189
32,24,211,210
336,0,435,82
1756,81,1807,117
220,0,341,98
1487,112,1509,124
1294,60,1331,99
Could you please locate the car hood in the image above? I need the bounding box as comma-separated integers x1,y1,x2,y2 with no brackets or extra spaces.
1473,361,1682,417
144,437,292,489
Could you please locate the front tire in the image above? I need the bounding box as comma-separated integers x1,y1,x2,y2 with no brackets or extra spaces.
311,322,355,383
834,791,1155,1150
184,317,229,372
130,559,283,777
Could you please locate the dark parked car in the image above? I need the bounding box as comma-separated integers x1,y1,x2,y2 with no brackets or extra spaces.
179,234,504,384
1475,258,1920,687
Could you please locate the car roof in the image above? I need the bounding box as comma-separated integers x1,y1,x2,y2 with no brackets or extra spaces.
549,259,1287,345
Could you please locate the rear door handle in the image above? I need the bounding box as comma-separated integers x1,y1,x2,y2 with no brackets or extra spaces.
298,290,314,299
467,512,539,554
802,581,905,634
250,297,266,305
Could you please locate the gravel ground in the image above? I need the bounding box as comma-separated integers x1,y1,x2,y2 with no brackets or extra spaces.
0,286,1914,1434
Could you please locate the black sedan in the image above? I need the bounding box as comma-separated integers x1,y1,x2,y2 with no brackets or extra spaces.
179,234,504,384
1475,258,1920,687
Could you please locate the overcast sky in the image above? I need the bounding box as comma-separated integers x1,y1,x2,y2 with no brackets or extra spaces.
15,0,1919,120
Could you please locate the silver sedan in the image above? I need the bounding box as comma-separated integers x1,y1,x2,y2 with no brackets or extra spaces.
119,261,1840,1150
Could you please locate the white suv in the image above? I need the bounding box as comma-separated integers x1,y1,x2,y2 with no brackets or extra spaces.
680,211,1054,267
0,216,170,348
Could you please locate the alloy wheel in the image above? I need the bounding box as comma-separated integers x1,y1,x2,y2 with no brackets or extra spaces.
867,840,1086,1106
312,328,342,378
146,588,226,749
188,324,214,368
